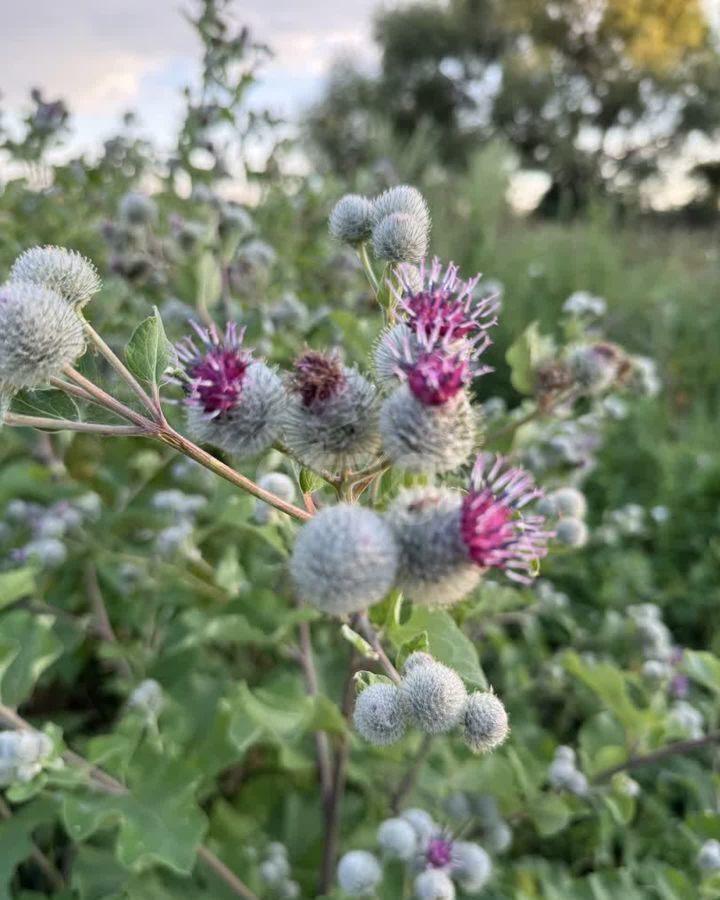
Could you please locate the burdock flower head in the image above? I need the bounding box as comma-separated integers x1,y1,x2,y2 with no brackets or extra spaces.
10,246,101,309
460,454,551,583
177,321,284,458
282,349,380,474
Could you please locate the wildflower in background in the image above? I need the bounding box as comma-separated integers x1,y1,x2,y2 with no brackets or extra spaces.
569,341,631,395
548,746,589,796
562,290,607,318
118,191,158,226
0,730,54,785
177,321,285,458
329,193,375,244
290,504,398,615
253,472,296,524
697,839,720,872
282,349,380,474
10,245,101,309
377,817,418,861
555,517,589,547
414,867,456,899
336,849,382,896
402,808,437,845
0,282,85,391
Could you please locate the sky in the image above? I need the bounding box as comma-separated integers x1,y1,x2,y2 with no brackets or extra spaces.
0,0,399,156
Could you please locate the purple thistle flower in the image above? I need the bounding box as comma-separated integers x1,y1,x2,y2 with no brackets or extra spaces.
394,257,499,352
460,454,552,583
176,322,251,416
406,350,472,406
426,835,454,868
290,349,347,407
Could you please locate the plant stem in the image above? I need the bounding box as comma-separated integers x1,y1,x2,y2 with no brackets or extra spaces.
356,613,402,684
156,426,311,522
390,734,434,813
62,366,158,431
83,563,134,679
358,243,380,295
3,413,144,436
0,704,259,900
593,730,720,782
0,795,66,891
83,321,159,417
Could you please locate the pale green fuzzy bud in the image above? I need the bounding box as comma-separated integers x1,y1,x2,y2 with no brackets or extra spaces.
119,191,158,226
380,385,478,474
129,679,164,717
401,808,437,845
414,868,456,900
669,700,704,739
0,282,85,389
462,692,509,754
485,819,512,853
403,651,435,674
372,186,431,233
386,488,480,607
372,212,429,264
353,682,407,746
254,472,296,524
266,842,288,860
10,246,101,309
451,841,492,893
260,857,290,886
697,839,720,872
291,505,399,615
373,323,418,387
551,487,587,519
569,342,626,394
336,850,382,896
329,194,374,245
277,881,300,899
401,661,467,734
445,791,472,820
23,537,68,568
282,367,380,474
377,817,418,860
555,517,589,547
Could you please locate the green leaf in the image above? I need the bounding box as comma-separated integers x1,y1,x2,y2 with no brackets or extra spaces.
0,611,63,706
682,650,720,696
505,321,556,395
298,466,325,494
340,624,376,658
564,652,642,733
0,798,57,900
196,251,222,313
125,307,174,386
396,631,429,672
389,607,486,687
0,568,36,609
531,793,572,836
11,389,80,422
353,670,394,694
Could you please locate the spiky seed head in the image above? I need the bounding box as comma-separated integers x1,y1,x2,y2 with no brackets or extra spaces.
372,185,431,233
414,868,456,900
329,194,374,244
697,839,720,872
336,850,382,896
283,354,380,474
380,385,478,474
373,323,419,387
10,246,101,309
401,808,437,845
451,842,492,893
555,517,589,547
290,505,398,615
377,817,418,860
403,651,435,673
569,342,630,394
462,692,509,754
353,682,407,746
386,488,480,607
372,213,429,264
0,282,85,389
551,487,587,519
401,661,467,734
119,191,158,226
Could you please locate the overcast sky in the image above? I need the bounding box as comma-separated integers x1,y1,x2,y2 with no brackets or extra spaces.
1,0,399,154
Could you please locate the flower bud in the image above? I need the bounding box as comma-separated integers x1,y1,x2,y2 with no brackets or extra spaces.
401,808,436,845
129,679,164,717
403,651,435,673
119,191,158,226
282,352,380,474
329,194,374,245
372,185,431,233
555,517,589,547
401,661,467,734
372,212,429,264
353,682,407,746
451,841,492,893
291,505,398,615
414,868,456,900
380,384,477,474
377,817,418,860
259,857,290,886
336,849,382,896
387,488,480,607
23,537,68,568
10,246,101,309
697,839,720,872
0,282,85,389
550,487,587,519
569,342,628,394
462,691,509,753
253,472,296,524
